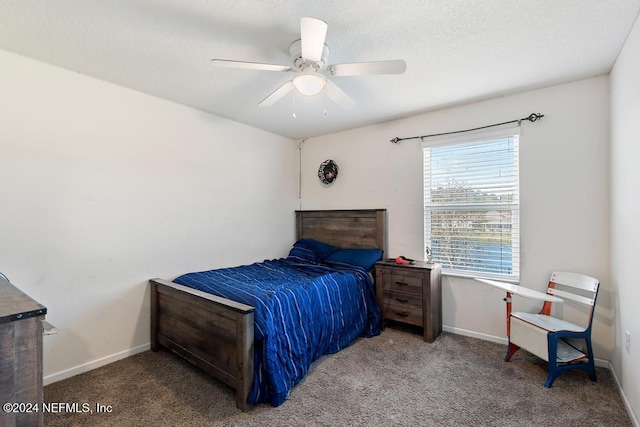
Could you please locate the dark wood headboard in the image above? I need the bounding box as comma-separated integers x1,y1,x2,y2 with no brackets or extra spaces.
295,209,388,256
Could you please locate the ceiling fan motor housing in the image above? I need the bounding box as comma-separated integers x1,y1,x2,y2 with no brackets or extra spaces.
290,39,329,71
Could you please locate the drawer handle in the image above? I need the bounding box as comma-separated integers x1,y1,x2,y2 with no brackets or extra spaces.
395,298,409,304
395,311,410,317
395,281,408,286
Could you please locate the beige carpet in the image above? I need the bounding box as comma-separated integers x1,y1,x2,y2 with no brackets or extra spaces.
44,327,631,426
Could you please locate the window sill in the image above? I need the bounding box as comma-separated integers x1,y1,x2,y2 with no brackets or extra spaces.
441,270,518,284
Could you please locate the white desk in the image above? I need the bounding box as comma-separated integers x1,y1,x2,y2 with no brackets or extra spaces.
474,278,563,302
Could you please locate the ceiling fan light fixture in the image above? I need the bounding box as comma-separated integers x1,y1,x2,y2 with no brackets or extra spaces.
293,73,326,96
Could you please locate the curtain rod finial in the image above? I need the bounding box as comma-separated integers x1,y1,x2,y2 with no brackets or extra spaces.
527,113,544,122
390,137,401,144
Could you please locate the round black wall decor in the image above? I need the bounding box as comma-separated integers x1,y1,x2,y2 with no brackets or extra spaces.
318,159,339,184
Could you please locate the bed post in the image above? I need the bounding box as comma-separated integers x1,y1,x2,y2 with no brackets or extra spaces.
375,209,388,257
150,280,159,352
236,310,254,411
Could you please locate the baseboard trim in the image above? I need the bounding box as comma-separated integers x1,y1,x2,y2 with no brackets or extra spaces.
443,325,508,345
44,343,150,386
606,360,639,427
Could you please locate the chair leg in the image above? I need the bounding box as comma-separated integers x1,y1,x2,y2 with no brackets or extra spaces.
545,334,560,388
585,338,597,382
586,364,597,382
544,372,558,388
504,340,520,362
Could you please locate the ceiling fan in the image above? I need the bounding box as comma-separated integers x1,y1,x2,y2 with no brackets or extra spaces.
211,17,407,109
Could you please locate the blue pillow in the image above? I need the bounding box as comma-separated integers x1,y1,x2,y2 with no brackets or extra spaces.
287,239,339,263
287,242,321,263
299,238,339,260
326,248,384,271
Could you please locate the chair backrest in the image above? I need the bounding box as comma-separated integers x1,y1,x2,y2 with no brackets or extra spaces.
540,271,600,327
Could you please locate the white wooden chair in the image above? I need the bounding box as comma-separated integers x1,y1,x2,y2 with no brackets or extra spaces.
505,271,600,387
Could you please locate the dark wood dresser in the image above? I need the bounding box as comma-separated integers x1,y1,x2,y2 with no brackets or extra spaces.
0,277,47,427
375,260,442,342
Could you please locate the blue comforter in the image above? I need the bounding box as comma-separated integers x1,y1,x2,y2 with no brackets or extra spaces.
173,258,381,406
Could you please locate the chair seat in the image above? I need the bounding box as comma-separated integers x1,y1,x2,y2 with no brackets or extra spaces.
511,312,585,333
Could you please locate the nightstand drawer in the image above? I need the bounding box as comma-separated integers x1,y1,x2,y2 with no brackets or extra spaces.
383,273,423,295
384,305,423,327
382,290,422,310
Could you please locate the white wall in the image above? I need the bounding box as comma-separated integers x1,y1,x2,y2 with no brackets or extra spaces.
0,49,298,381
301,77,612,356
611,12,640,426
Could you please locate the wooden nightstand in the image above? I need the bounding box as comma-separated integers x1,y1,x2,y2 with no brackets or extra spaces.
0,277,47,427
375,260,442,342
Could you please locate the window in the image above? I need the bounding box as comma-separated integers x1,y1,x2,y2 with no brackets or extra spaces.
423,126,520,280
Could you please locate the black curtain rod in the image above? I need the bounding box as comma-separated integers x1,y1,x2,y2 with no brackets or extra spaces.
390,112,544,144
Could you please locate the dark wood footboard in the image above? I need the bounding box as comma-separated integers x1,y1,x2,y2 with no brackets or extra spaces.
150,278,255,411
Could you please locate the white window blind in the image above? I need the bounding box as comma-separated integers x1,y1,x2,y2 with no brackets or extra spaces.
423,127,520,280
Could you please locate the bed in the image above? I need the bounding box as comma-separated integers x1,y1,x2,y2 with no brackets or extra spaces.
150,209,387,410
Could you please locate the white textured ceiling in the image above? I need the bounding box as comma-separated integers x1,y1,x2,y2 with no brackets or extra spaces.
1,0,639,140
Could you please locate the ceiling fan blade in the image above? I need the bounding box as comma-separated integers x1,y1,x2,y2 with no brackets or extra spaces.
259,81,294,107
329,60,407,76
211,59,291,72
325,81,356,109
300,17,328,62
